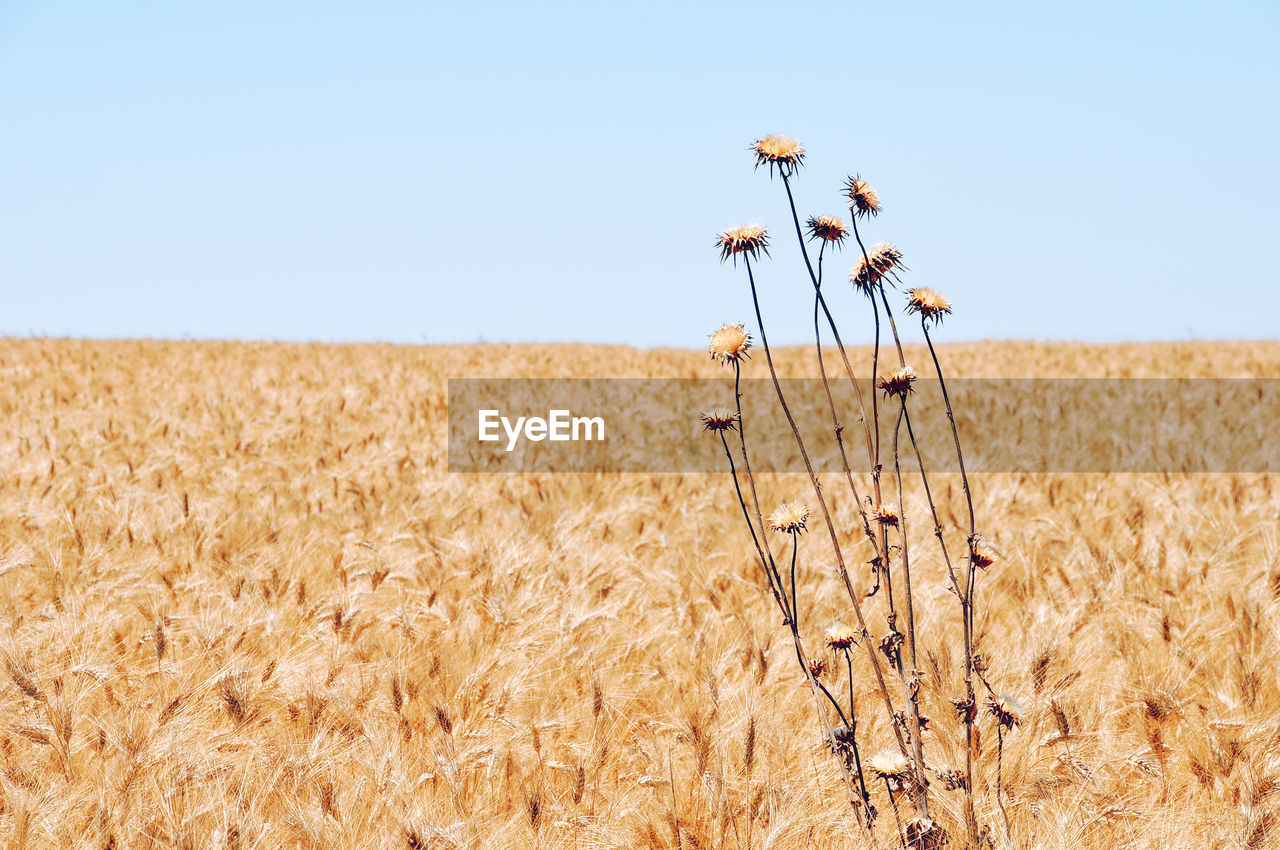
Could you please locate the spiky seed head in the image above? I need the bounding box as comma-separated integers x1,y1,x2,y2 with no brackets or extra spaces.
766,502,810,534
876,365,918,398
808,657,827,679
867,748,911,781
831,725,858,749
825,623,858,651
988,695,1023,729
805,215,848,246
843,175,881,219
708,323,752,364
716,224,770,264
700,410,740,433
970,535,996,569
750,134,805,177
850,243,907,294
907,288,952,324
873,502,900,527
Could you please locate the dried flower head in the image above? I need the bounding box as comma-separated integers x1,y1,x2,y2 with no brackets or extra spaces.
716,224,770,264
807,657,827,679
707,323,752,364
751,134,805,177
850,243,906,294
904,817,946,849
873,502,900,527
987,695,1023,729
879,628,904,662
831,725,857,749
825,623,858,651
699,410,740,433
868,748,911,783
876,366,918,398
906,287,952,325
969,535,996,570
843,175,881,219
937,768,967,791
805,215,848,246
766,502,810,534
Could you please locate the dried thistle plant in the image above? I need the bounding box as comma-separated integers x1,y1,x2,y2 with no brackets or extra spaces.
705,134,1014,846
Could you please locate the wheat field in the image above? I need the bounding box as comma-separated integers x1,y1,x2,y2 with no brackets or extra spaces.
0,338,1278,849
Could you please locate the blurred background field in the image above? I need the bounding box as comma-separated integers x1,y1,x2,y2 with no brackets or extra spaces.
1,338,1279,848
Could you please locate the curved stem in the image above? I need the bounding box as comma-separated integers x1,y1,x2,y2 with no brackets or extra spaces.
901,405,961,596
878,284,907,368
788,531,799,628
816,237,824,289
891,399,929,809
729,362,792,619
842,648,873,813
718,431,788,617
885,778,906,849
780,173,821,292
851,213,893,606
997,724,1011,839
922,323,976,536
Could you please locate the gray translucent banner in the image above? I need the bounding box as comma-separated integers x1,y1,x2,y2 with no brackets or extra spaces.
447,378,1280,473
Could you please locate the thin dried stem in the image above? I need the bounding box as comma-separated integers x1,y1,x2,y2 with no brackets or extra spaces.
843,648,874,816
850,214,894,606
996,724,1010,839
717,430,788,618
787,531,800,627
885,777,907,849
890,401,929,808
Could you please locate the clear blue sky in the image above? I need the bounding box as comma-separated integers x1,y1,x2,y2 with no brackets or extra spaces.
2,1,1276,346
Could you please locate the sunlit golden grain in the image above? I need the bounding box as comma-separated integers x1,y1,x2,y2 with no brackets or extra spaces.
0,338,1276,848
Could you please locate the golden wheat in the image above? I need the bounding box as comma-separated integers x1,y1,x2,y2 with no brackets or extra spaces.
0,339,1277,847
